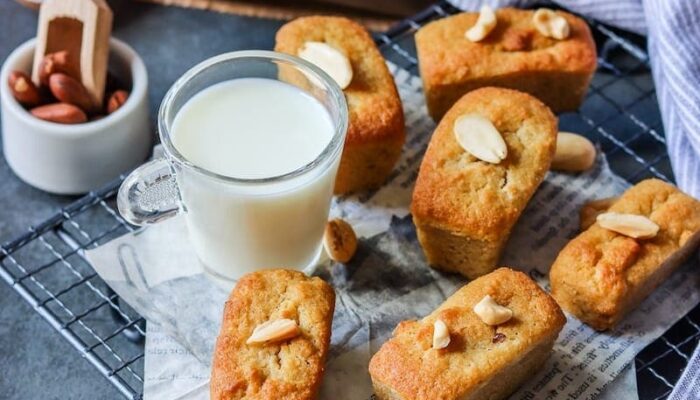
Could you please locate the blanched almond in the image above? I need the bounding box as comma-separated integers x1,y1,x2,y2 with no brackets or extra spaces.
432,319,450,349
596,212,659,239
454,113,507,164
299,42,353,89
533,9,570,40
552,132,596,172
465,5,497,42
246,318,300,345
473,295,513,325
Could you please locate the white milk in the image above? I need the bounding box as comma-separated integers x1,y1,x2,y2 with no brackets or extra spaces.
171,78,338,284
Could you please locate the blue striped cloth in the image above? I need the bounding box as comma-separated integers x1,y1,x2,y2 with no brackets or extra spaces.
446,2,700,397
448,0,700,199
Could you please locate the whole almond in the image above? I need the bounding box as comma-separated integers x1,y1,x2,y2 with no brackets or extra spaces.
107,90,129,114
38,51,71,86
30,103,87,124
246,318,300,345
454,113,507,164
552,132,596,172
49,73,94,113
323,218,358,263
580,197,619,231
8,71,41,107
596,212,659,239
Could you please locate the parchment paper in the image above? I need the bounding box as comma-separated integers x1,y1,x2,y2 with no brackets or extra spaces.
86,64,700,400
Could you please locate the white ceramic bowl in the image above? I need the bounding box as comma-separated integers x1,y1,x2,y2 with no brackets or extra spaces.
0,38,151,195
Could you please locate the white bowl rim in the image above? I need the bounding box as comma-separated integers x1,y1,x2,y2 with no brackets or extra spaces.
0,37,148,138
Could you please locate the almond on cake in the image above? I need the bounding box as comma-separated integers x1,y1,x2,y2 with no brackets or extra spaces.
369,268,566,400
275,16,405,194
411,87,557,279
550,179,700,331
210,269,335,399
416,7,596,121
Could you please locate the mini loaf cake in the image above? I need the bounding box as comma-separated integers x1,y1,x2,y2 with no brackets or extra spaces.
368,268,566,400
550,179,700,331
411,87,557,279
210,269,335,399
416,7,597,121
275,16,405,194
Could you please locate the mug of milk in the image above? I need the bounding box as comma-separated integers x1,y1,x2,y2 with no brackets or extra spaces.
117,51,347,287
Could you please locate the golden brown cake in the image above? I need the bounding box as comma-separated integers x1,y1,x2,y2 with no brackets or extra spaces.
275,16,405,194
550,179,700,331
411,87,557,279
368,268,566,400
210,269,335,399
416,7,597,121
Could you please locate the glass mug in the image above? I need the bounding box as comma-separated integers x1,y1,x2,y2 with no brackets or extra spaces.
117,51,348,287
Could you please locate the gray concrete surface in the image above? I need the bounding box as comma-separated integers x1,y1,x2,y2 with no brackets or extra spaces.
0,1,284,398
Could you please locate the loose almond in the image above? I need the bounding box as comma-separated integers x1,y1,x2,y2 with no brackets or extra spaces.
49,73,95,113
30,103,87,124
580,197,619,231
38,51,71,86
465,5,497,42
596,212,659,239
299,41,353,89
454,113,507,164
107,90,129,114
533,9,570,40
323,218,357,263
432,319,450,349
246,318,300,345
473,295,513,325
552,132,596,172
8,71,41,107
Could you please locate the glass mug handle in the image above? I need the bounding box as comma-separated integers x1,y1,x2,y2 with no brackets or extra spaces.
117,158,183,226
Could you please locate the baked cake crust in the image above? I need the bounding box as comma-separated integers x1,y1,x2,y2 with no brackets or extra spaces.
210,269,335,399
416,8,597,120
550,179,700,331
275,16,405,194
368,268,566,400
411,87,557,278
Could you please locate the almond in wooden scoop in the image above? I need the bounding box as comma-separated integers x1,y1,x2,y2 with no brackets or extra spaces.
38,51,71,86
49,73,95,113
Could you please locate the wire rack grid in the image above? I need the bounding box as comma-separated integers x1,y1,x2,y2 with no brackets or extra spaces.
1,2,698,399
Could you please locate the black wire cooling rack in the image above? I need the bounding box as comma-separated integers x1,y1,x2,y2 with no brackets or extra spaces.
1,2,698,399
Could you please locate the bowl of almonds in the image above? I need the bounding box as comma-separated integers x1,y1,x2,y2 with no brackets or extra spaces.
0,38,151,194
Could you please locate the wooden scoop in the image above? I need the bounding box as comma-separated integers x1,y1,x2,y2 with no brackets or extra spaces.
31,0,113,109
